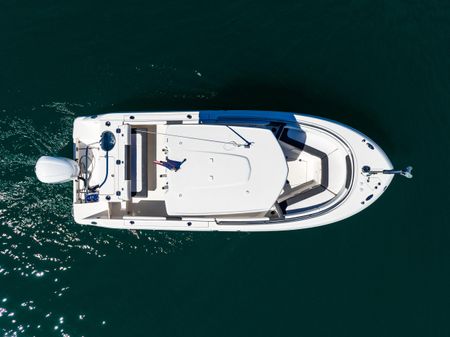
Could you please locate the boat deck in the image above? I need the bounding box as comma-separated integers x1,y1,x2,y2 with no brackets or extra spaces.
74,119,351,221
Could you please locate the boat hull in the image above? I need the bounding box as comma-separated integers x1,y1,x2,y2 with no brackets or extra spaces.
72,110,394,231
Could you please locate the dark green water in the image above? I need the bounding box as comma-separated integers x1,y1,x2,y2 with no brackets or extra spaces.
1,0,449,336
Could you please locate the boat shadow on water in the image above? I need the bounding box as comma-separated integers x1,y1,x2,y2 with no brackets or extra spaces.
105,78,394,151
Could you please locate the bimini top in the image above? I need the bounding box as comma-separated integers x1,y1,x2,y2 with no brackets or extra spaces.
165,125,288,216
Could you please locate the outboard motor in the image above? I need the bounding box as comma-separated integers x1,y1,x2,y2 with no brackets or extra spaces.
35,156,80,184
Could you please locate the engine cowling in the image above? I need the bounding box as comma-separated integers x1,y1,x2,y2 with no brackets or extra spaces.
35,156,80,184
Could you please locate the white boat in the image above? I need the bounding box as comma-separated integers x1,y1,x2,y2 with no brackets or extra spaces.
35,111,412,232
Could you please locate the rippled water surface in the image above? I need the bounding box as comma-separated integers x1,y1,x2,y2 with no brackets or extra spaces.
0,103,199,336
1,1,450,336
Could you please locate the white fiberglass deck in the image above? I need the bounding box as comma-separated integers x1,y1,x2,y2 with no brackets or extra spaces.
165,125,288,215
68,110,400,232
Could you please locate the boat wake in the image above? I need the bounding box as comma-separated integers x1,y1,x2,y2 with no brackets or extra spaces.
0,103,193,336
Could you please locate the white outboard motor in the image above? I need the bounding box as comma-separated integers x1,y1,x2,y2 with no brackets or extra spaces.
35,156,80,184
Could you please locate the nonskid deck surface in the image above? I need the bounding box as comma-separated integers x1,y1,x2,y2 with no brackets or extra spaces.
71,111,395,231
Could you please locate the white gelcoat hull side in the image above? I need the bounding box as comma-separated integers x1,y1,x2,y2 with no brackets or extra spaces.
72,111,394,232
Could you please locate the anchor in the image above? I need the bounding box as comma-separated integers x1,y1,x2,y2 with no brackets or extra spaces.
362,165,413,179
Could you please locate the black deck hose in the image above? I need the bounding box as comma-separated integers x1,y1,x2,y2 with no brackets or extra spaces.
88,151,109,191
